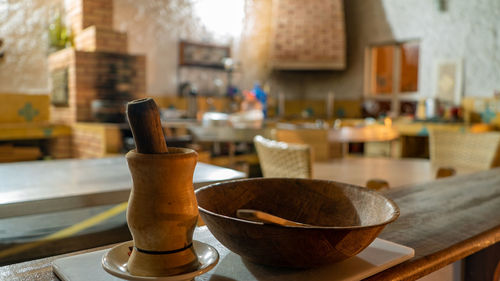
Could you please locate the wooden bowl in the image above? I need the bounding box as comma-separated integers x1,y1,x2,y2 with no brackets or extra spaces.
195,178,399,268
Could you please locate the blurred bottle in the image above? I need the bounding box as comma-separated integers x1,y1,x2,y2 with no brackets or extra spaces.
252,83,267,118
416,99,426,120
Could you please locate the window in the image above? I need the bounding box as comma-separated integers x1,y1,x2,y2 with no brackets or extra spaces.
364,40,420,115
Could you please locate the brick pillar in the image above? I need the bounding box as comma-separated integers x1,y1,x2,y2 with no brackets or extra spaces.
67,0,113,35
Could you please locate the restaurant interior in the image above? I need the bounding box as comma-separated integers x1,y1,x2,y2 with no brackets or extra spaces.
1,0,500,280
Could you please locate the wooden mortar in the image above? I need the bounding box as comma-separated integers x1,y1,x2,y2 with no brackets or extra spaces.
125,98,199,276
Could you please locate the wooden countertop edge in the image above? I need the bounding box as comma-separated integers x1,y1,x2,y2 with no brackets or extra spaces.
366,224,500,280
2,221,500,280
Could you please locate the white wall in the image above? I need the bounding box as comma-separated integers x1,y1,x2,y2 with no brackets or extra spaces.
270,0,500,100
381,0,500,98
0,0,243,96
2,0,500,100
0,0,59,94
113,0,244,96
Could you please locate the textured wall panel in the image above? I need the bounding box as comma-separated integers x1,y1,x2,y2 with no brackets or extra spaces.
269,0,346,70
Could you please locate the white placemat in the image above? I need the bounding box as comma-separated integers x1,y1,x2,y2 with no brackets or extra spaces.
53,226,414,281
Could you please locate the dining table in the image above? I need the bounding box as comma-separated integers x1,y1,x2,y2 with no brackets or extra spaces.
1,167,500,280
0,156,246,219
328,125,400,156
312,156,479,188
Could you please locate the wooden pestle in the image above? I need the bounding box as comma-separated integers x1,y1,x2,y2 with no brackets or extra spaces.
126,98,168,154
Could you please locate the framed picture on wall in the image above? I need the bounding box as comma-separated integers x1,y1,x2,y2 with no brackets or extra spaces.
179,41,230,69
51,67,69,107
433,58,463,105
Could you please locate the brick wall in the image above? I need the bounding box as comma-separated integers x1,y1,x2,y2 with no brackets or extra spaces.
48,49,77,124
74,51,98,122
74,26,128,54
48,136,74,159
93,52,146,100
72,123,122,158
49,49,146,124
48,0,147,157
72,124,106,158
67,0,113,35
50,0,146,126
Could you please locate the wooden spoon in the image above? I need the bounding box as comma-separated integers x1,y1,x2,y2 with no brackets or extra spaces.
236,209,311,227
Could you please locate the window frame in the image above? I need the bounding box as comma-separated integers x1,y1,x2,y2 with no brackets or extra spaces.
363,39,421,116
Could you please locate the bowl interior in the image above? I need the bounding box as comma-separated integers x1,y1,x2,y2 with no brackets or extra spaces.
196,178,398,228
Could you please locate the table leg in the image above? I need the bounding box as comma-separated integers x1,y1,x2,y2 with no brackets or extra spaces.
464,241,500,281
342,142,349,157
228,142,236,167
213,142,221,156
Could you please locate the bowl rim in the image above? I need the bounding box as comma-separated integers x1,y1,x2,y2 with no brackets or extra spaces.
195,178,400,230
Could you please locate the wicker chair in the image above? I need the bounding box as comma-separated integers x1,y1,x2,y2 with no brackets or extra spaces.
274,128,330,162
429,130,500,173
254,135,313,178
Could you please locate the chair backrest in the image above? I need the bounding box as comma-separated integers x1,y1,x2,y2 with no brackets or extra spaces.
254,135,313,178
274,128,329,161
429,130,500,171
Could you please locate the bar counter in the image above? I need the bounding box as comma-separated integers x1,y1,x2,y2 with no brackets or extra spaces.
1,168,500,280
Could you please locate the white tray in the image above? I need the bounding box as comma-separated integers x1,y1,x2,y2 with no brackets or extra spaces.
53,226,414,281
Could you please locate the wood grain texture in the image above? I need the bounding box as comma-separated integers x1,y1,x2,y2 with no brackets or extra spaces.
3,169,500,280
196,178,399,268
125,148,199,276
126,98,168,154
366,168,500,280
236,209,311,227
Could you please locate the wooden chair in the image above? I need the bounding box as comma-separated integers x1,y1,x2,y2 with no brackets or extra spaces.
429,131,500,176
254,135,313,178
366,179,390,191
435,167,456,179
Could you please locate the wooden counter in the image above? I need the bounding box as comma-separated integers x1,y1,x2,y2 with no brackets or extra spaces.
393,122,466,137
367,168,500,280
1,169,500,280
0,157,246,219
